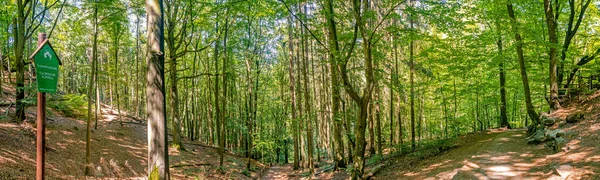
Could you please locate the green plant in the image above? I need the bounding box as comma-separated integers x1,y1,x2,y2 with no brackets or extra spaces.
47,94,88,118
149,167,159,180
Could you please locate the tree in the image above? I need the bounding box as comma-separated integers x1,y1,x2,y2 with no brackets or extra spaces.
165,0,195,151
543,0,560,110
286,13,300,170
558,0,593,87
506,0,540,124
324,0,346,170
85,0,98,175
146,0,169,178
13,0,57,121
495,16,510,129
409,0,416,151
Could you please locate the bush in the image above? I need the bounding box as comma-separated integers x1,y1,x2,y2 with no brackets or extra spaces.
47,94,88,118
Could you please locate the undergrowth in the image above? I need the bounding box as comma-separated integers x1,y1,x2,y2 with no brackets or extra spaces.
47,94,87,118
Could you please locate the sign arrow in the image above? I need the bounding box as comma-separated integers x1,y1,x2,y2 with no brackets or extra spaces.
44,51,51,60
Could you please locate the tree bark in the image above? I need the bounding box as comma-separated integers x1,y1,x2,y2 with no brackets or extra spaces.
506,1,540,124
301,16,315,175
544,0,561,110
287,14,300,170
85,2,98,175
409,0,416,151
146,0,169,178
325,0,346,170
495,18,510,129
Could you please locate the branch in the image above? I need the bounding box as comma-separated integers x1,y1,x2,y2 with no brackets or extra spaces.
47,0,67,39
338,24,361,104
177,73,222,81
279,0,330,53
26,0,59,39
173,38,214,59
368,0,406,43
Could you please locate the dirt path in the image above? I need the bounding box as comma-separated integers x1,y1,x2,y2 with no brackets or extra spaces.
374,129,599,179
262,130,561,180
261,165,292,180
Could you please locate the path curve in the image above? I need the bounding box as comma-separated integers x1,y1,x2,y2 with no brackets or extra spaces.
375,129,567,179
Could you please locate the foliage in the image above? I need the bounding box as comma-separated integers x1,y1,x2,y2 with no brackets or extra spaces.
47,94,88,118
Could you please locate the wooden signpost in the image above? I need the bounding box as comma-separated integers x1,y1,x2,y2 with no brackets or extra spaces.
29,33,61,180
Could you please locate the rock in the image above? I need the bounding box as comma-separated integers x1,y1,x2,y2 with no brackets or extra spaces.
566,113,584,123
546,129,565,139
554,137,566,152
554,165,573,178
527,130,547,144
543,118,556,126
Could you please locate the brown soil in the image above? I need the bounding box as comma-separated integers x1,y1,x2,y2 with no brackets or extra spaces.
260,163,349,180
374,91,600,180
0,84,266,179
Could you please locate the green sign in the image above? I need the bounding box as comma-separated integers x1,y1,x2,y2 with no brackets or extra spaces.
31,40,61,93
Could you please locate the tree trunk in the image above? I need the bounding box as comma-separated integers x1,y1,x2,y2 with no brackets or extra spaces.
325,0,346,169
544,0,560,110
368,101,376,155
146,0,169,178
85,3,98,175
220,13,229,170
287,14,300,170
13,16,25,121
495,19,510,129
506,1,540,124
299,3,314,173
375,87,382,157
409,0,416,151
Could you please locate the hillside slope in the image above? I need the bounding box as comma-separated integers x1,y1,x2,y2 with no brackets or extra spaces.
0,84,266,179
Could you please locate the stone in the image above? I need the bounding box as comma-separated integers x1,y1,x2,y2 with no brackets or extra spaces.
554,137,566,152
527,130,547,144
554,165,573,178
566,113,584,123
546,129,565,139
543,118,556,126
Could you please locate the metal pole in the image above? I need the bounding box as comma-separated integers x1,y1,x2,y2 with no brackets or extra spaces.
36,33,47,180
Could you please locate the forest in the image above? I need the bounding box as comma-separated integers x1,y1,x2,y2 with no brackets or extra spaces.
1,0,600,179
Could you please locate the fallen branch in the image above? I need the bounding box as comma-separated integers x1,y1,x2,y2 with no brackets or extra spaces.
363,164,385,180
108,121,144,125
170,163,211,168
0,102,14,106
314,165,334,175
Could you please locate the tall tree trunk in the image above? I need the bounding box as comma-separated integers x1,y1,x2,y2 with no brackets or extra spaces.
220,12,230,170
146,0,169,178
85,2,98,175
544,0,560,110
375,86,382,157
114,28,123,126
287,15,300,170
506,1,540,124
345,0,375,178
409,0,416,151
13,18,25,121
495,19,510,129
325,0,346,169
301,6,314,172
368,101,376,155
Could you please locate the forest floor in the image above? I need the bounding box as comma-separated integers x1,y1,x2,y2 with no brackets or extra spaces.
374,90,600,180
261,90,600,180
0,84,266,179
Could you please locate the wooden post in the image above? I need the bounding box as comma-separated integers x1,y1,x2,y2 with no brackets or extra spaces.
36,33,47,180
